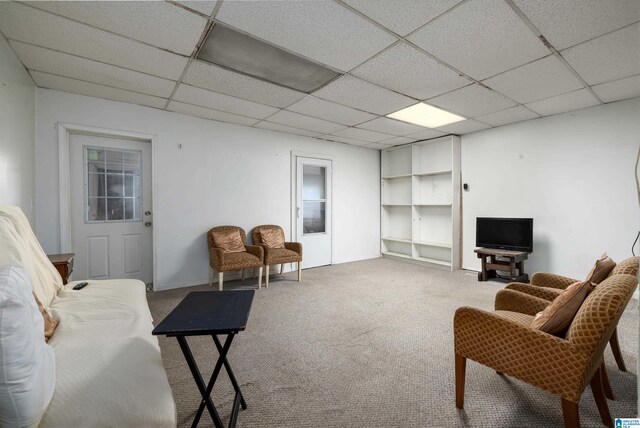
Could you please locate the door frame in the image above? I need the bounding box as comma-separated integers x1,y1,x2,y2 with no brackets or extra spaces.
290,151,334,266
57,122,159,290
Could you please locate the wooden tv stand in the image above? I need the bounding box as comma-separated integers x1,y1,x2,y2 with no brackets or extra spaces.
474,248,530,283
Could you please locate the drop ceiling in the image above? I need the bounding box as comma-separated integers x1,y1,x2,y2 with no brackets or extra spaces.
0,0,638,149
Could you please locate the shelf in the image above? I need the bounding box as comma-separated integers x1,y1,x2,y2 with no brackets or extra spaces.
414,203,452,207
382,236,412,243
414,170,452,177
382,251,413,260
414,256,451,267
413,240,452,249
382,203,411,207
382,173,412,179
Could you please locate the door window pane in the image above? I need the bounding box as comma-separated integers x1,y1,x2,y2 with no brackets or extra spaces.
87,197,106,221
107,174,124,197
303,201,325,234
303,165,325,200
107,198,125,221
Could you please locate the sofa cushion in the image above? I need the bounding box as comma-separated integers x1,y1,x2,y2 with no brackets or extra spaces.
260,228,285,249
585,253,616,284
220,251,262,271
33,293,59,342
212,229,245,253
0,264,56,427
532,281,594,334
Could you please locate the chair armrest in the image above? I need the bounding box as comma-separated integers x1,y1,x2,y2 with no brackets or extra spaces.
284,242,302,257
209,247,224,268
505,283,561,301
531,272,578,289
454,306,588,401
244,245,264,261
495,289,550,315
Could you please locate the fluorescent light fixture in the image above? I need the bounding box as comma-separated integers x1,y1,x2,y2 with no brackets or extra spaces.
198,24,340,93
387,103,465,128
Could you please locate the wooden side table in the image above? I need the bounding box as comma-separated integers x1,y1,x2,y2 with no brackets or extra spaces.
47,253,75,284
474,248,529,283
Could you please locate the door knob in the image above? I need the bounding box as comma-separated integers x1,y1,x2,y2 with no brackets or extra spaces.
145,222,152,227
144,211,151,216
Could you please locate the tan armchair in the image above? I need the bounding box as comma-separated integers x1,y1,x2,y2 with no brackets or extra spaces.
455,273,638,428
251,225,302,288
207,226,264,290
503,256,639,371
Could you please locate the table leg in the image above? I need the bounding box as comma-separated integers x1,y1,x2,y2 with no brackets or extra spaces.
212,335,248,410
480,256,487,281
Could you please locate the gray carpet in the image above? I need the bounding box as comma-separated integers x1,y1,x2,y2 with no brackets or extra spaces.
147,258,638,427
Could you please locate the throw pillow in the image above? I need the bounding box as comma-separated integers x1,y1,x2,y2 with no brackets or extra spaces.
33,293,59,342
531,281,594,334
585,253,616,284
211,229,245,253
260,228,285,249
0,264,56,427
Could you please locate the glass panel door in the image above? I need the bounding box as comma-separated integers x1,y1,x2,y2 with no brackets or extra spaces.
302,165,326,234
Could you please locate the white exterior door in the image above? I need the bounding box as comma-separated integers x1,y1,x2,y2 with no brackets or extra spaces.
296,157,332,268
69,133,153,285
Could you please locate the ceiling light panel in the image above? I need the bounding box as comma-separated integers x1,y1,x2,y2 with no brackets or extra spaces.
11,41,176,98
483,55,583,104
357,116,426,136
475,105,539,126
407,0,548,80
591,75,640,103
561,23,640,86
313,75,415,115
25,1,207,55
198,24,340,93
435,119,492,134
330,127,393,143
351,43,470,99
387,103,465,128
32,71,168,109
286,96,377,126
266,111,347,134
183,61,306,108
175,1,217,16
215,1,396,71
427,84,517,118
168,101,259,126
254,121,322,138
512,0,640,50
0,2,188,80
525,89,599,116
173,84,279,120
343,0,463,37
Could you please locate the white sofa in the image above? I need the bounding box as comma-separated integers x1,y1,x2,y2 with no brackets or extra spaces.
0,206,176,427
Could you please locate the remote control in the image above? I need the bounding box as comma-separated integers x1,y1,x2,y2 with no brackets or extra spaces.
73,282,89,290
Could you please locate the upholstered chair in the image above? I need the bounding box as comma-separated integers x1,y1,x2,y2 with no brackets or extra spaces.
207,226,264,291
502,256,639,371
455,273,638,428
251,225,302,288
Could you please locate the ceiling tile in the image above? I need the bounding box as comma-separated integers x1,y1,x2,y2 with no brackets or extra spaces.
313,75,415,115
31,71,167,109
406,129,448,140
427,84,517,117
351,42,470,99
254,121,322,138
592,75,640,103
168,101,259,126
25,1,207,56
319,135,370,146
330,127,393,143
364,142,395,150
525,88,600,116
356,117,426,136
475,106,539,126
561,23,640,86
407,0,548,80
435,119,492,134
266,111,346,134
483,55,584,103
175,1,217,16
11,41,176,98
512,0,640,50
285,96,376,126
183,60,306,108
343,0,463,36
173,84,278,119
215,1,396,71
0,2,188,80
379,136,417,146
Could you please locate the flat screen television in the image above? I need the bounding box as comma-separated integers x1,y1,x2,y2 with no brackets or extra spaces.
476,217,533,253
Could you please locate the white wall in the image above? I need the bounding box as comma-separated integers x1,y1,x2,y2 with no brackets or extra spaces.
0,34,35,224
35,89,380,290
461,97,640,279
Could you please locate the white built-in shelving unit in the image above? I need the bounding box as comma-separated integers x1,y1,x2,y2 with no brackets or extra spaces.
381,136,461,270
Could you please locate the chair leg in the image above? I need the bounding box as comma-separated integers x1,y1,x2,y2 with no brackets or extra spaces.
601,361,614,400
257,267,263,289
209,267,214,287
253,268,256,279
561,399,580,428
297,262,302,282
455,354,466,409
241,269,245,281
218,272,223,291
591,365,613,428
265,265,270,288
280,263,284,275
609,327,626,372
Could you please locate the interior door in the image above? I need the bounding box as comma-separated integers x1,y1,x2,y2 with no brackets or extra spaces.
69,133,153,285
296,157,332,268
